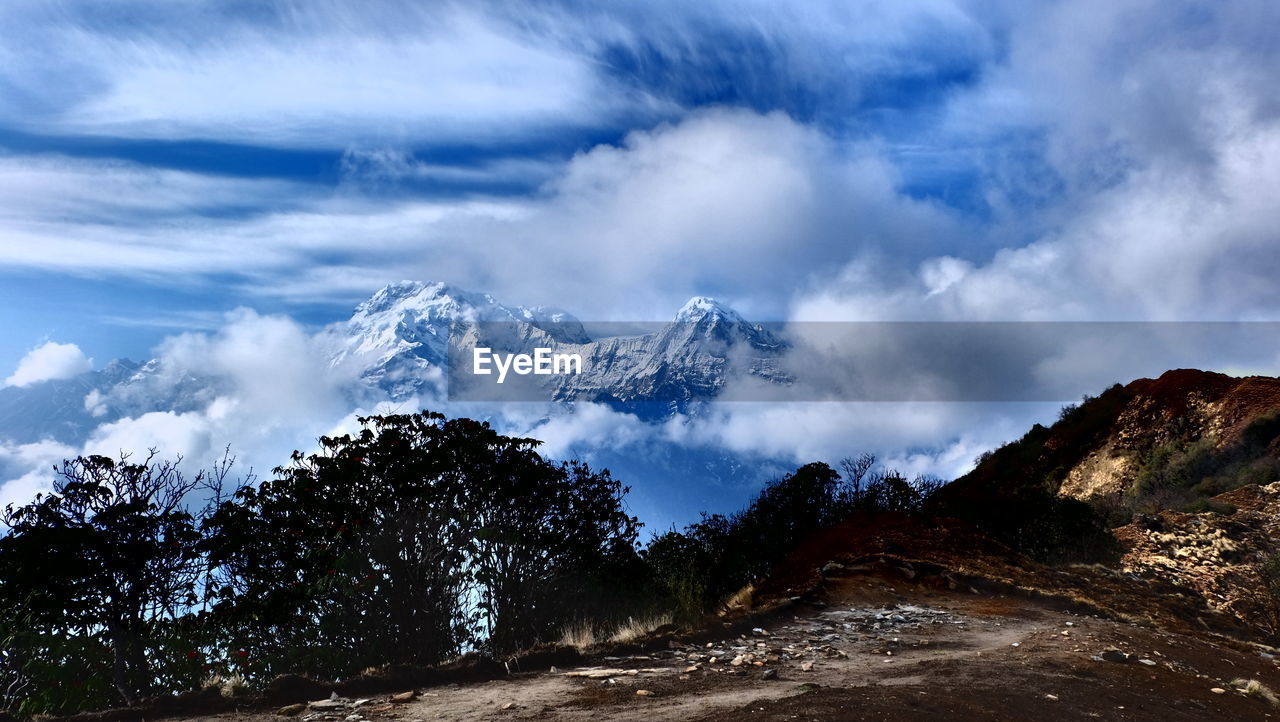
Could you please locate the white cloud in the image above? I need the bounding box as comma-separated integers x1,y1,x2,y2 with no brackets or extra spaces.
3,2,1275,326
660,401,1054,476
0,0,997,148
791,0,1280,324
474,110,958,316
329,107,957,317
0,109,962,318
0,153,311,223
512,403,651,460
0,310,367,508
84,409,217,464
0,0,1275,327
3,341,92,387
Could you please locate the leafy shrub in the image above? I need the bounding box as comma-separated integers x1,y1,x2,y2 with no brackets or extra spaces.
1179,498,1236,515
207,412,642,675
1130,440,1215,501
1263,553,1280,612
1120,411,1280,516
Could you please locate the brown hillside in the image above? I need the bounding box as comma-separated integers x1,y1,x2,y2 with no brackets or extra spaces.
930,368,1280,641
946,368,1280,503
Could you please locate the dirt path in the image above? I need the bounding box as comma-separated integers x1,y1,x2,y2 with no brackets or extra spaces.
179,572,1280,721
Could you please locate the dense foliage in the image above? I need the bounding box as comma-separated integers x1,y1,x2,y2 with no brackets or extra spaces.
1120,411,1280,516
932,406,1123,564
646,458,941,619
0,453,229,714
0,413,642,715
206,412,641,676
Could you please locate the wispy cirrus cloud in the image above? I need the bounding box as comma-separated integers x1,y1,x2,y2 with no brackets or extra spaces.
0,0,998,149
0,1,649,148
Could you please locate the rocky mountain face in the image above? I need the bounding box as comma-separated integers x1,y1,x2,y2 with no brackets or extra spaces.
323,280,593,400
1054,370,1280,500
0,358,219,446
329,281,787,412
1115,482,1280,638
446,293,788,411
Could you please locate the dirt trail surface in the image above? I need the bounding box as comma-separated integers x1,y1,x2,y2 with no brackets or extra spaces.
179,572,1280,721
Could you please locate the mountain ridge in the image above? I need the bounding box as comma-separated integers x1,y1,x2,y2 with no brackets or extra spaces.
0,282,778,445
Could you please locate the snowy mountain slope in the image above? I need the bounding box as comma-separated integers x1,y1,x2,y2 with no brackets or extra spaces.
0,358,219,445
538,296,789,409
323,280,592,400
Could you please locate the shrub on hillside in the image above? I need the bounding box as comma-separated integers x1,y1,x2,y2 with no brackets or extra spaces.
646,458,941,618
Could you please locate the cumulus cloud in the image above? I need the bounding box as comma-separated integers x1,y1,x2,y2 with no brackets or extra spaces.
506,403,652,460
0,309,363,505
0,303,469,509
789,0,1280,324
3,341,92,387
83,389,107,417
84,409,219,465
659,401,1052,476
478,110,959,316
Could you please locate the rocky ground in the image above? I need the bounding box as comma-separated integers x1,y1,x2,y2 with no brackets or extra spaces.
1116,481,1280,637
180,569,1280,721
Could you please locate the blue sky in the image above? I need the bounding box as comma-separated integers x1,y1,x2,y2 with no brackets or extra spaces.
2,1,1280,523
0,0,1029,370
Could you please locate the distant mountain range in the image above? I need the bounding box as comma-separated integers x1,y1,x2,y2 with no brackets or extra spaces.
0,281,787,446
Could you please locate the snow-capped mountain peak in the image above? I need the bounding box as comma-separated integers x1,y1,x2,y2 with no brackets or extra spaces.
332,281,593,399
354,281,497,322
673,296,744,324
